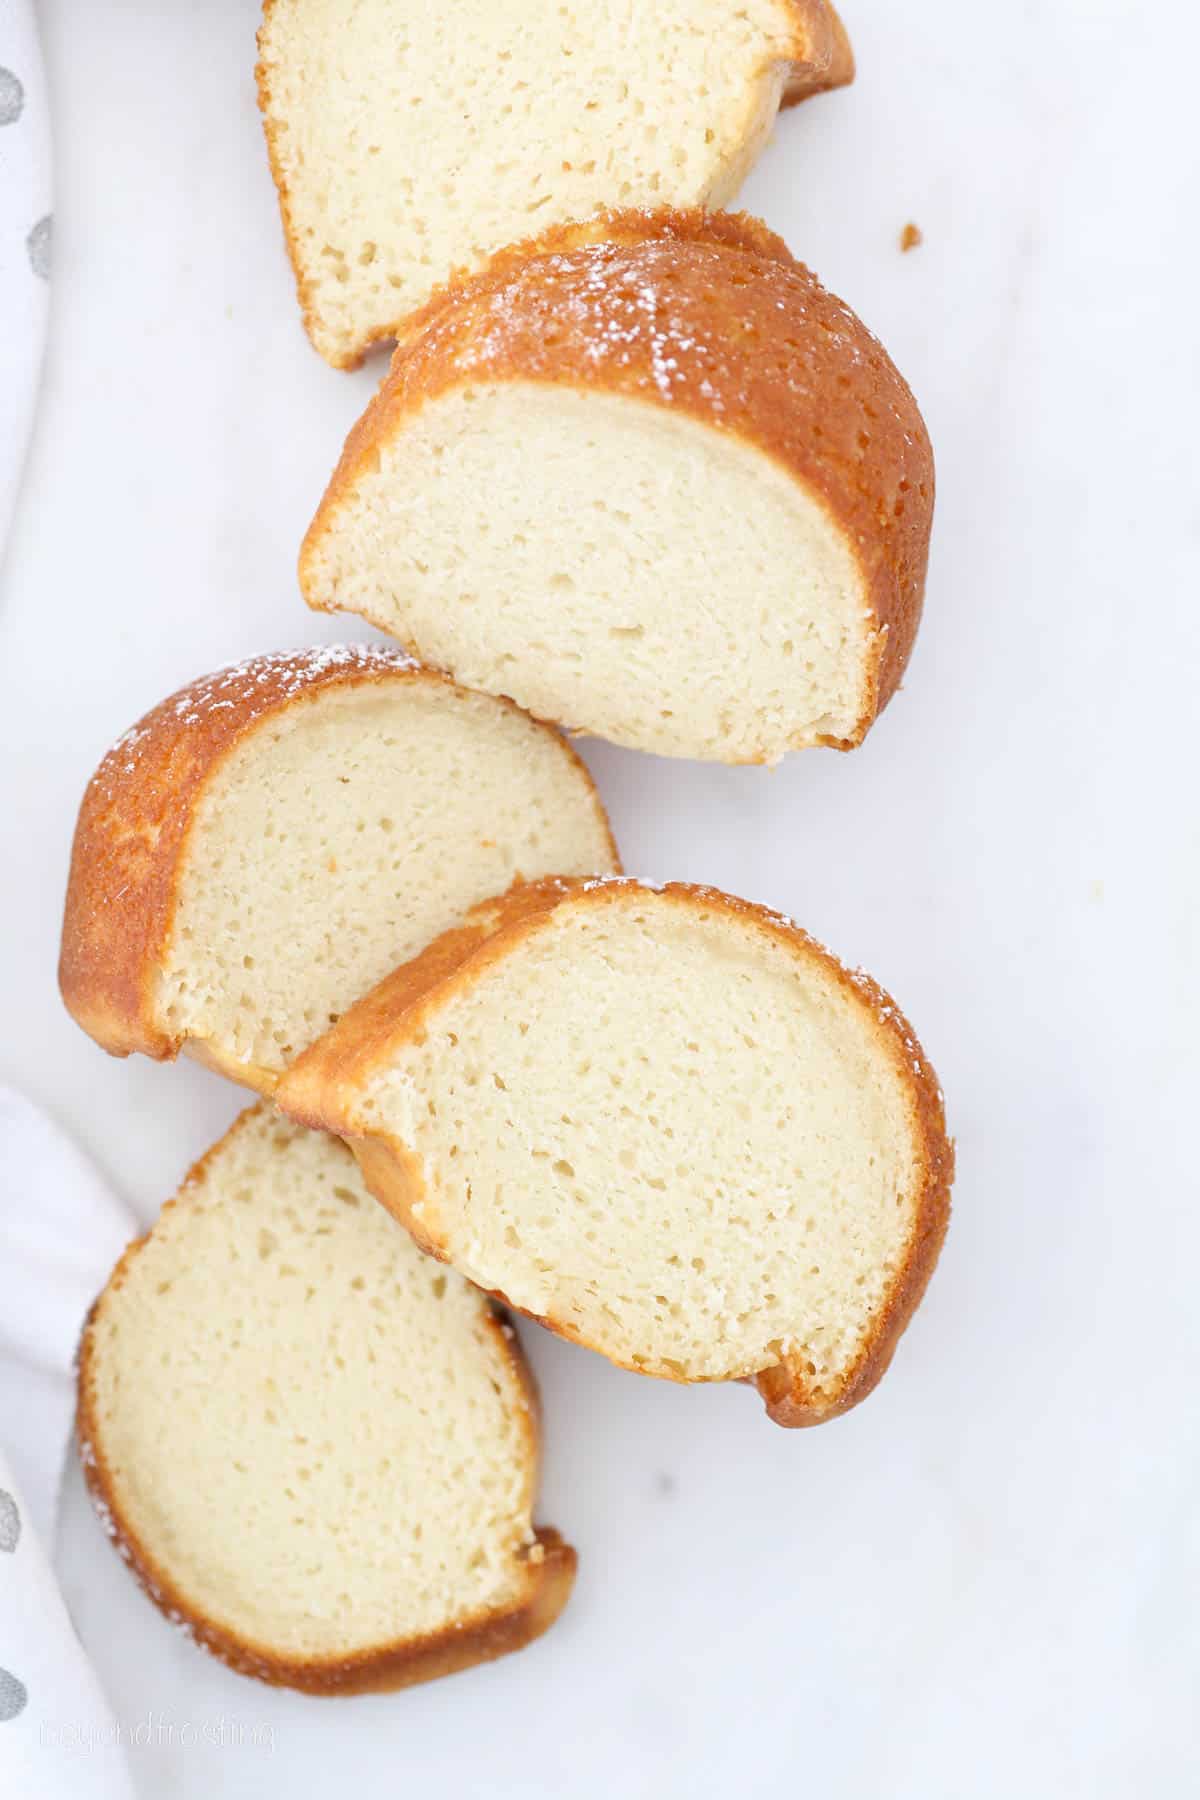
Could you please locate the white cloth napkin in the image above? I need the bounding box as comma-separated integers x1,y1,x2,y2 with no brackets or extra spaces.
0,1451,136,1800
0,1087,137,1799
0,0,52,562
1,17,136,1793
0,1089,135,1539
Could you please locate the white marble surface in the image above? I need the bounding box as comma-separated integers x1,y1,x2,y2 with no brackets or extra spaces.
1,1,1197,1793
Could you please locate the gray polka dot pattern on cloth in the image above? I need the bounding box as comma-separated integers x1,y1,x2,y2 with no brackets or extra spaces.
1,56,49,285
0,1488,19,1553
0,1490,25,1717
0,67,24,126
26,212,51,279
0,1669,27,1722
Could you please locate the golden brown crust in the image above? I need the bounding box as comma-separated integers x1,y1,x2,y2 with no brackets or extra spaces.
751,950,953,1426
781,1,856,104
301,208,934,742
278,878,954,1428
75,1103,576,1696
58,647,619,1089
256,2,854,371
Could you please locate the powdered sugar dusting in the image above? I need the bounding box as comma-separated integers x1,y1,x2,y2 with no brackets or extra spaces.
404,231,908,437
556,243,709,403
171,643,419,717
379,224,934,669
580,874,668,893
107,722,151,767
849,970,942,1101
419,237,742,409
99,645,420,781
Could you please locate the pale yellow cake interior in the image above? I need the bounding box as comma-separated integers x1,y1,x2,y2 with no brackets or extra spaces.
260,0,812,362
84,1110,540,1659
155,676,616,1081
304,384,874,763
355,891,922,1396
